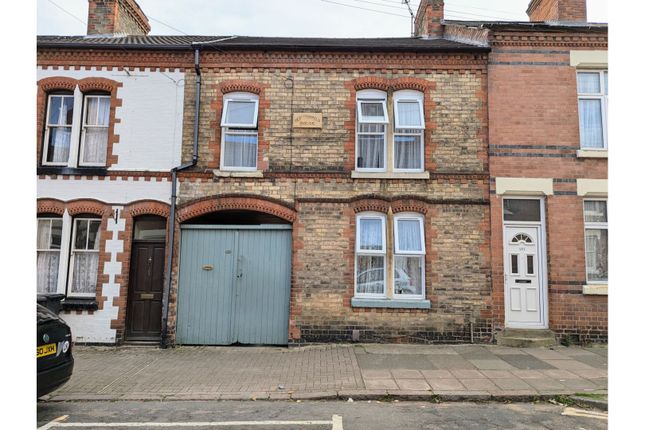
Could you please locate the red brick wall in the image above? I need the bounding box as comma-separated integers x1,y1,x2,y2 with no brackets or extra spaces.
527,0,587,22
488,30,608,342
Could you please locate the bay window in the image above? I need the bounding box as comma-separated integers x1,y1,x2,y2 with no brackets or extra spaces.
220,92,259,170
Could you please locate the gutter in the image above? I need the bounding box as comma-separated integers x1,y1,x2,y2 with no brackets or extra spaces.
160,36,238,348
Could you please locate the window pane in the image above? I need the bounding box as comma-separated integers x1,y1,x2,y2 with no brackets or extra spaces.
577,72,601,93
225,100,256,126
359,123,385,134
360,101,385,119
47,127,71,163
396,219,422,252
87,220,101,250
584,201,607,223
396,101,422,127
223,132,258,168
37,220,51,249
357,134,384,169
395,256,423,296
503,199,541,222
134,218,167,240
394,134,422,169
82,128,108,164
71,253,99,294
74,220,88,249
511,254,519,274
359,218,383,251
527,255,534,275
579,99,604,148
604,71,608,95
98,97,110,126
50,219,63,249
85,97,110,126
356,255,385,294
48,96,63,124
585,229,608,282
37,251,60,293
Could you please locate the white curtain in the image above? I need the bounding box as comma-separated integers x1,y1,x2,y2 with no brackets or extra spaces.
356,255,385,294
394,135,422,169
359,218,383,250
584,201,607,222
82,129,108,164
397,219,422,251
577,73,600,93
71,253,99,294
37,251,60,293
578,99,603,148
396,101,421,127
394,256,422,295
223,132,258,168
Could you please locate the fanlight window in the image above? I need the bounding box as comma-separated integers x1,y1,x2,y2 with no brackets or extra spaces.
511,233,533,244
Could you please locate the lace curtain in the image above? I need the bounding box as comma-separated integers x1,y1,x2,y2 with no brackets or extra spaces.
394,134,422,169
37,252,60,293
578,99,603,148
71,252,99,294
357,124,385,169
359,218,383,250
82,97,110,164
585,229,608,282
397,219,422,252
396,101,421,127
356,255,385,294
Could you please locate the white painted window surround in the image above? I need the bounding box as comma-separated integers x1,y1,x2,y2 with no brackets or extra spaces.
37,67,185,171
583,199,608,288
577,70,608,151
495,178,554,196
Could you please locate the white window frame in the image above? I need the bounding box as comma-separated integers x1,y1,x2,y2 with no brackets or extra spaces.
79,94,111,167
67,217,101,298
355,213,387,298
37,217,63,293
393,90,425,130
583,198,608,284
220,92,260,171
393,213,426,299
356,90,388,172
577,70,608,150
42,94,75,167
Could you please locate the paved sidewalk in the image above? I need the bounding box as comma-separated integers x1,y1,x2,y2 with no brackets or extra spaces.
41,343,607,402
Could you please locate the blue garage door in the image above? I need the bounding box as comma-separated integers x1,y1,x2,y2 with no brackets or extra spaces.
176,225,292,345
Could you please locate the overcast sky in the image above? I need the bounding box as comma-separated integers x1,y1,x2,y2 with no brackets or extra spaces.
37,0,608,37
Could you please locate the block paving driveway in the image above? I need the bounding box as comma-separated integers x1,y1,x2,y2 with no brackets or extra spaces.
42,344,607,401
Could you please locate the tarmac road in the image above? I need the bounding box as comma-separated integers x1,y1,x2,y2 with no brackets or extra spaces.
36,400,608,430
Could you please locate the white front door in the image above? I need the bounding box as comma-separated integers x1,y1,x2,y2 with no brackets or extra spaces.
504,226,545,327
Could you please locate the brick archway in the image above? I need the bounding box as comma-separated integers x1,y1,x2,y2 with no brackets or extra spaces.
176,195,297,223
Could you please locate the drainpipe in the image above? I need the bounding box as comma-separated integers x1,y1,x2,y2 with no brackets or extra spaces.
160,45,202,347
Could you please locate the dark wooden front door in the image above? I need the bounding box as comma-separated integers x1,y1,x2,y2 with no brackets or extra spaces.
126,241,165,340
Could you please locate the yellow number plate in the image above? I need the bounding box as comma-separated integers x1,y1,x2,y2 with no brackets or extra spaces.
37,343,57,358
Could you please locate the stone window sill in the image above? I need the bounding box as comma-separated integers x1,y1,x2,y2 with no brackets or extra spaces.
351,171,430,180
212,169,264,178
582,284,608,295
351,297,431,309
576,149,608,159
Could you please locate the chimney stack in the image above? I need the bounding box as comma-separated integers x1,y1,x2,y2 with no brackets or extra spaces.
87,0,151,36
414,0,445,38
527,0,587,22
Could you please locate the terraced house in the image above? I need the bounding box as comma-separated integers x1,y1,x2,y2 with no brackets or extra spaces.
36,0,607,347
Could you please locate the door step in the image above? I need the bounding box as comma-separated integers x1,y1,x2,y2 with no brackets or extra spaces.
496,329,557,347
121,340,160,346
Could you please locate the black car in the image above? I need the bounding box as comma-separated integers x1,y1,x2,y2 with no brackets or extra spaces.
37,304,74,397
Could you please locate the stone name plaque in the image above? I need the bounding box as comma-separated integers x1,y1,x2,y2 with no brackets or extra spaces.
293,112,323,128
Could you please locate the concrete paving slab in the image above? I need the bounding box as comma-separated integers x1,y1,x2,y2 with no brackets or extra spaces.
543,359,595,370
523,378,567,391
490,378,534,390
361,369,393,379
459,378,499,392
510,370,545,379
480,370,514,379
395,379,431,391
427,378,466,391
361,344,458,355
391,369,424,379
522,348,570,360
570,354,608,368
357,353,436,370
497,354,556,370
541,369,580,379
424,355,476,369
483,345,529,356
469,359,515,370
420,369,453,379
559,378,602,391
568,368,607,379
364,379,399,390
449,369,485,379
